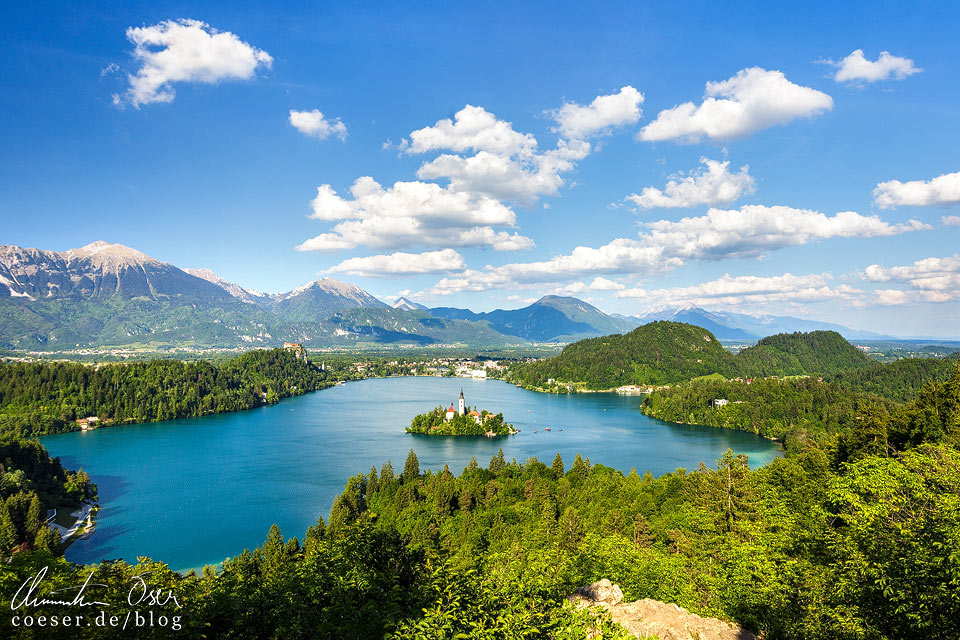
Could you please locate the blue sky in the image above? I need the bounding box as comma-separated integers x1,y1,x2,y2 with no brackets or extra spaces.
2,1,959,336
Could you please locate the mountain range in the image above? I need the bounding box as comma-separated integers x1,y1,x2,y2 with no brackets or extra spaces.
634,307,892,341
0,241,902,351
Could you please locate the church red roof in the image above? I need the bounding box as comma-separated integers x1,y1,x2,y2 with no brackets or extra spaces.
447,405,456,412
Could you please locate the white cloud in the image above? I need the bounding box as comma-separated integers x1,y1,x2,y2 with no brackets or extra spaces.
289,109,347,141
943,215,960,227
551,282,588,295
426,238,679,295
589,276,625,291
626,158,755,209
296,178,532,252
552,86,644,139
114,19,272,108
416,140,590,206
830,49,920,83
402,105,537,157
873,170,960,209
639,67,833,143
641,205,929,260
418,203,929,296
401,104,594,206
862,254,960,303
324,249,466,277
616,272,864,309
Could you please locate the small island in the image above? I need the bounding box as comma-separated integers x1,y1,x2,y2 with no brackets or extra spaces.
407,388,517,436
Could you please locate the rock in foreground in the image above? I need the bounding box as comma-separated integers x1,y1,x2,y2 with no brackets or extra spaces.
568,579,758,640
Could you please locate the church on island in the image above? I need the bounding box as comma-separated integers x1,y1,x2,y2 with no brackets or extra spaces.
407,389,514,437
445,388,484,424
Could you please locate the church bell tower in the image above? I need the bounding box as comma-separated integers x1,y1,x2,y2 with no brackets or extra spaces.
458,388,465,416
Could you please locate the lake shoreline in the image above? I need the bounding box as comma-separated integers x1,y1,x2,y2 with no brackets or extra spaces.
41,376,783,573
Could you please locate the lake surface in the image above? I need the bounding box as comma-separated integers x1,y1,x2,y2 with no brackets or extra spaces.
41,377,781,571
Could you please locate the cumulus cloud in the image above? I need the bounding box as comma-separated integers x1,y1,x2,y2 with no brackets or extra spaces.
626,158,755,209
399,105,595,206
425,238,680,295
551,282,588,296
552,86,644,139
862,254,960,303
640,205,929,260
830,49,920,83
295,178,532,252
289,109,347,141
324,249,466,277
873,170,960,209
943,215,960,227
417,203,929,296
402,105,537,156
114,19,272,108
615,272,863,309
416,140,590,206
589,276,625,291
639,67,833,143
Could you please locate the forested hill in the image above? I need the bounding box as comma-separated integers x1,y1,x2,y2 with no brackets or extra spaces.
0,348,330,439
736,330,873,377
509,321,737,389
507,323,877,390
826,355,960,403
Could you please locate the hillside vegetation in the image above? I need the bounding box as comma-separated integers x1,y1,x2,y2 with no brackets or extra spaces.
508,322,874,390
736,330,873,376
0,438,95,555
4,365,960,638
826,356,959,402
0,348,330,439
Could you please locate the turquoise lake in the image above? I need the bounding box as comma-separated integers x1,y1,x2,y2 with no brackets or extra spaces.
41,377,782,572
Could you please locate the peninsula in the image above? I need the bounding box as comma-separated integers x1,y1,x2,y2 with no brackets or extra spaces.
406,388,516,436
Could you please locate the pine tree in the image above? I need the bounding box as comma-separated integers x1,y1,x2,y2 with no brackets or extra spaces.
261,524,286,579
633,513,654,547
25,493,42,539
402,449,420,483
366,466,379,494
380,461,395,486
558,506,584,552
33,524,60,553
0,505,17,552
465,456,479,473
552,453,564,477
571,454,589,479
489,448,506,474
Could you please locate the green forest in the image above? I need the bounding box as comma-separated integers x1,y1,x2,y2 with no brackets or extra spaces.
507,323,875,390
406,405,514,436
0,348,331,439
1,362,958,638
0,437,95,557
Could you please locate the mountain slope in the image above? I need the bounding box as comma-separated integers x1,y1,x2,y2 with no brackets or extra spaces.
270,278,387,322
0,242,236,303
316,308,527,347
430,295,636,342
639,306,888,341
184,268,272,305
0,242,288,349
392,297,427,311
639,307,756,340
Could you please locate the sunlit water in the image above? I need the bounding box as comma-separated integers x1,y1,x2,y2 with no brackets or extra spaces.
41,377,781,571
